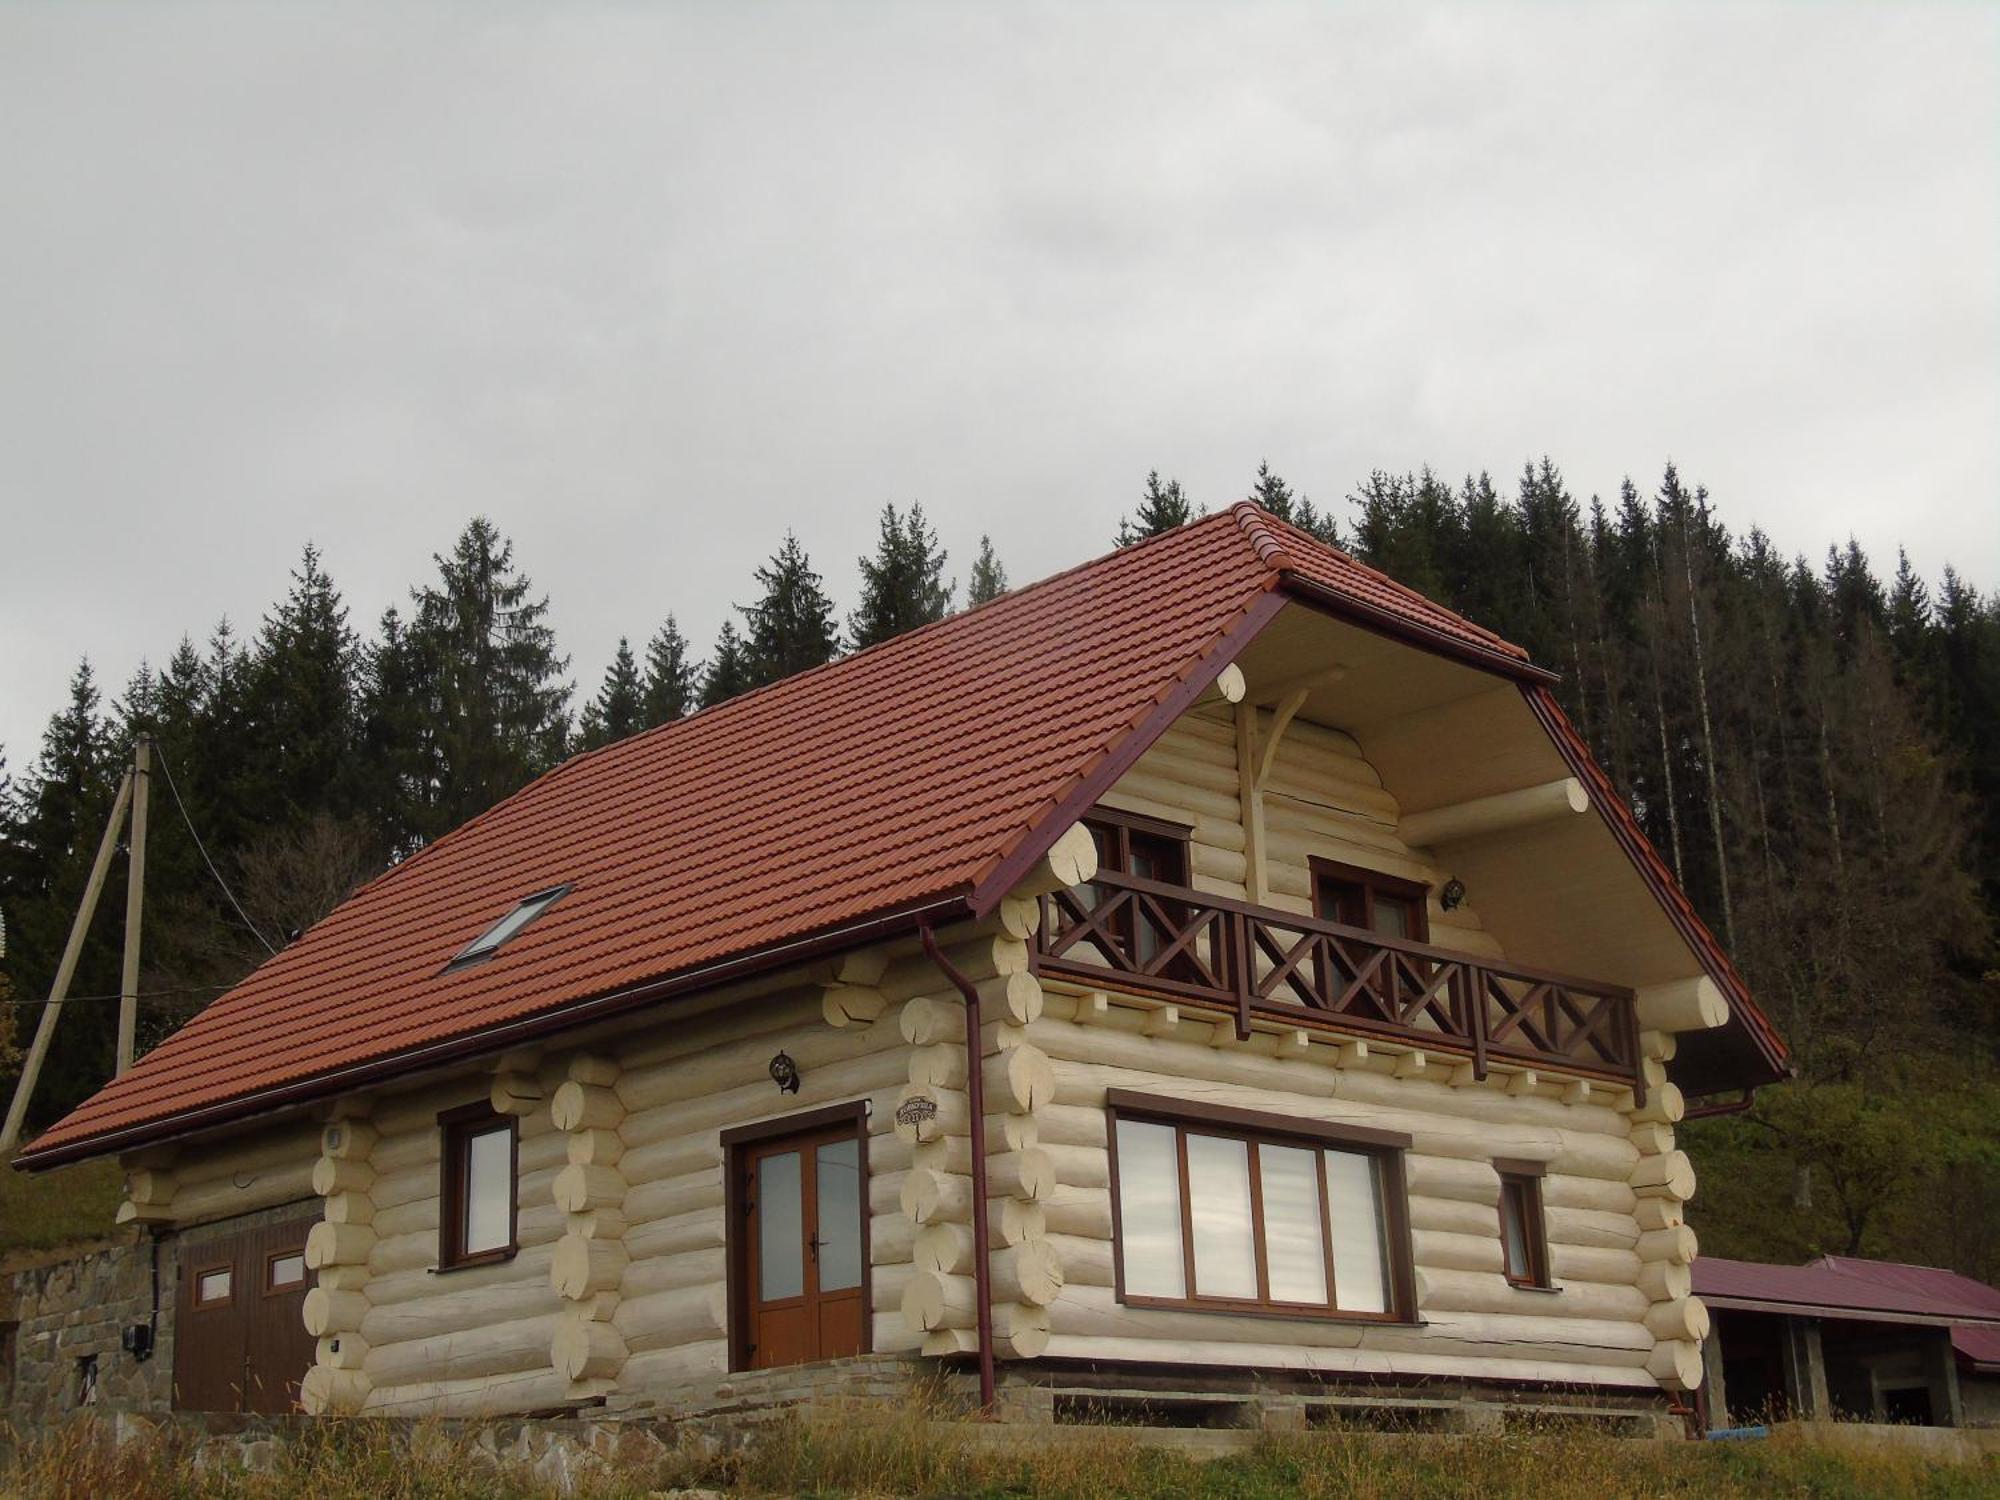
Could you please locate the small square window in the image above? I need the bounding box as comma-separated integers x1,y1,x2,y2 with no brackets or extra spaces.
267,1252,307,1291
194,1266,233,1306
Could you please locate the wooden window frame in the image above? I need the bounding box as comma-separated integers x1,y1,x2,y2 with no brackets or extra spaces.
720,1100,873,1373
437,1102,520,1272
1494,1158,1553,1290
1105,1089,1418,1324
263,1248,308,1296
1309,855,1431,942
1084,808,1193,884
191,1261,235,1309
1084,809,1195,971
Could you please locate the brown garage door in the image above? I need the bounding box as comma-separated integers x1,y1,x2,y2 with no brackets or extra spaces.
173,1211,318,1413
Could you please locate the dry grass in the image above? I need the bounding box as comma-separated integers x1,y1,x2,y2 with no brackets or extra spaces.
2,1406,1995,1500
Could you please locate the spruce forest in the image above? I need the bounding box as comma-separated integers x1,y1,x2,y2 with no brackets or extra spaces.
2,469,1995,1281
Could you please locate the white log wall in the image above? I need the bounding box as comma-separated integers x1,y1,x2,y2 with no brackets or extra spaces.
609,982,913,1378
1074,701,1702,1392
117,1119,323,1228
161,694,1718,1415
1099,705,1503,956
288,976,915,1416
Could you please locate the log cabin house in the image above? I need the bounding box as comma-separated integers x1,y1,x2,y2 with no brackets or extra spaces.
13,504,1787,1429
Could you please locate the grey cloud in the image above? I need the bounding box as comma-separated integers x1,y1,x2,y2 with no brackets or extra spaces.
1,1,1994,762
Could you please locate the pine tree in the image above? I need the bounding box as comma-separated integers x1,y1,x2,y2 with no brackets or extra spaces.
740,532,839,688
1116,471,1195,546
3,661,122,1117
1250,461,1297,523
849,504,952,649
967,536,1009,606
1886,549,1936,692
244,544,363,824
641,616,698,727
189,619,259,860
699,621,752,709
358,606,430,855
1250,461,1342,546
578,639,645,750
401,519,573,842
20,661,114,879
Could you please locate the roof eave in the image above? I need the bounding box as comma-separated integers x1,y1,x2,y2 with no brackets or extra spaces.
1277,571,1560,687
14,889,973,1172
968,584,1290,915
1701,1294,2000,1330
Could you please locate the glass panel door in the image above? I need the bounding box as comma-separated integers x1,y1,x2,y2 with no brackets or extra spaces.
740,1122,868,1370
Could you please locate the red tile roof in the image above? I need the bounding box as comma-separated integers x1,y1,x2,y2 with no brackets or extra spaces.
1694,1255,2000,1370
18,505,1779,1167
1244,507,1534,670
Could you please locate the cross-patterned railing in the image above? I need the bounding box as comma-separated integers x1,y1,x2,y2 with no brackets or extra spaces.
1032,869,1642,1098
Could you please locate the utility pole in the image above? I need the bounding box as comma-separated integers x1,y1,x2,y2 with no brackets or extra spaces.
117,733,151,1077
0,763,135,1153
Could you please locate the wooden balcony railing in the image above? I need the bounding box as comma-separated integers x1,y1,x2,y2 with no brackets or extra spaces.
1031,869,1643,1100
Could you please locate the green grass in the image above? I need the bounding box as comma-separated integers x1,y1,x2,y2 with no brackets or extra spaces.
0,1149,124,1258
3,1410,1995,1500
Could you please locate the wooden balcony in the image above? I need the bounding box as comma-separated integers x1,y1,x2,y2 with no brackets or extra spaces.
1030,869,1644,1100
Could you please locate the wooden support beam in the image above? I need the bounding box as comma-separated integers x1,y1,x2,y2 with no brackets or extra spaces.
1399,777,1588,848
1,768,134,1152
1254,689,1310,790
1634,976,1729,1033
1234,704,1270,904
1011,823,1098,899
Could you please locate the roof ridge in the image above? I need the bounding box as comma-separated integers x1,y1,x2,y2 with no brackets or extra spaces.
1242,502,1526,657
1227,501,1296,576
566,510,1253,770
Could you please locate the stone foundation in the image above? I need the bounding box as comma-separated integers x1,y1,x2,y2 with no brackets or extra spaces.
4,1233,1683,1444
1,1234,171,1427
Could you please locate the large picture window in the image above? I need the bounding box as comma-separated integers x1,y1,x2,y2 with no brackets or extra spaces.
438,1103,518,1270
1107,1090,1414,1321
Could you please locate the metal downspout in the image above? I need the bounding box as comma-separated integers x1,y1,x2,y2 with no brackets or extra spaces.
919,920,997,1414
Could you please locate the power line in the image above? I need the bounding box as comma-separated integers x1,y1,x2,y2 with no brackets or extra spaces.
153,750,279,956
1,982,234,1008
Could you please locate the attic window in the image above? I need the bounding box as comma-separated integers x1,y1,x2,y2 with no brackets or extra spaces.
447,885,570,970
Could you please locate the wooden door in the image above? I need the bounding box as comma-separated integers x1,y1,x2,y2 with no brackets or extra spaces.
173,1211,317,1413
739,1125,866,1369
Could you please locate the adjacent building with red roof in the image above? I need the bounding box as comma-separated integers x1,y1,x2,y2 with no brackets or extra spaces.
13,505,1786,1429
1694,1254,2000,1429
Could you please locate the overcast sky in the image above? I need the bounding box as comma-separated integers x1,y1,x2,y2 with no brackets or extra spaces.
2,2,1995,768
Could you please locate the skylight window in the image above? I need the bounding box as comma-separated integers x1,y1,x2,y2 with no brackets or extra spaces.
448,885,570,970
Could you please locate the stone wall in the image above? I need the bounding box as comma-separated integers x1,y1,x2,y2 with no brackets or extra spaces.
2,1232,172,1427
3,1199,321,1428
